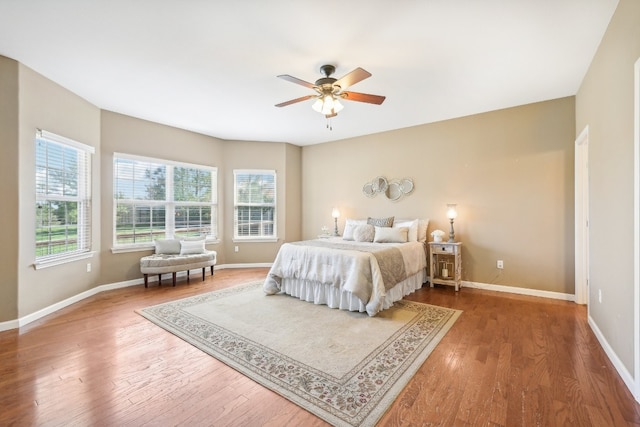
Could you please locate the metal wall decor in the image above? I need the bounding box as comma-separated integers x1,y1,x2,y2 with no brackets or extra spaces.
363,176,414,201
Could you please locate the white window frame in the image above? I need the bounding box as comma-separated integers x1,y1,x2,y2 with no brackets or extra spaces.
233,169,277,242
112,153,218,252
34,129,95,269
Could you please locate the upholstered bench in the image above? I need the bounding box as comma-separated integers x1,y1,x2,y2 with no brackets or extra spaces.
140,238,217,287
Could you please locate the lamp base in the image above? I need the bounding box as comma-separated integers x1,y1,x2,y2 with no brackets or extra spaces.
448,219,455,242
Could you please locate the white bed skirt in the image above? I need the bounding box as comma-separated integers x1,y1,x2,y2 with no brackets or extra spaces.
280,268,427,314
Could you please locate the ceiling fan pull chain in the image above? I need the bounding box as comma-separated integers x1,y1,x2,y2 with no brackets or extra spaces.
326,117,333,131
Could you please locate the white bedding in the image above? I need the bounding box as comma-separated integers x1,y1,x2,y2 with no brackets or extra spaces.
264,237,427,316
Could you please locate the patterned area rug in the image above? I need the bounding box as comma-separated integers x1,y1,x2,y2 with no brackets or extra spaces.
138,281,461,427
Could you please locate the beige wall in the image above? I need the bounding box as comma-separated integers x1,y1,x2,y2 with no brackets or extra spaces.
17,63,102,317
221,140,301,265
100,112,302,284
99,111,225,284
284,143,303,242
302,97,576,293
576,0,640,379
0,56,19,321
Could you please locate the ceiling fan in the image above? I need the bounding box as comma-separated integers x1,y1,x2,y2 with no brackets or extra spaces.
275,64,386,119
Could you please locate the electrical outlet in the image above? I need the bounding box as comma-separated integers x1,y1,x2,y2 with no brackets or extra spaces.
497,260,504,269
234,246,239,253
86,263,91,273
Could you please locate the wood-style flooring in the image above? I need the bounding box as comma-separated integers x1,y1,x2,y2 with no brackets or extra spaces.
0,268,639,426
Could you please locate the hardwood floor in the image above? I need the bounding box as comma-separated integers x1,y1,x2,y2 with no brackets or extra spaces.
0,268,639,426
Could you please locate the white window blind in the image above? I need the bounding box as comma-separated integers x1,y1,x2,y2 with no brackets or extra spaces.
113,153,218,247
233,169,276,240
35,129,94,263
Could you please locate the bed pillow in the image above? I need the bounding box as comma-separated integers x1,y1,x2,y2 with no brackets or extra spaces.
154,239,181,254
342,218,367,240
418,219,430,242
180,239,206,255
367,216,394,227
353,224,375,242
374,226,409,243
393,219,419,242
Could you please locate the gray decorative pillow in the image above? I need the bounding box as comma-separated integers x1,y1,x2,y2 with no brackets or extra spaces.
154,239,181,254
353,224,375,242
367,216,395,227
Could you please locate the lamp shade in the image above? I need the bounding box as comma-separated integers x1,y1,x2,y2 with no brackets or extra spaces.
331,207,340,218
446,204,458,219
312,98,324,113
332,98,344,113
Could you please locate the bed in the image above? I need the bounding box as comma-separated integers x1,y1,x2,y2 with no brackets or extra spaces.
263,218,429,316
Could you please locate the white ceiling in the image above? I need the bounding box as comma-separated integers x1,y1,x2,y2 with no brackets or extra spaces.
0,0,618,146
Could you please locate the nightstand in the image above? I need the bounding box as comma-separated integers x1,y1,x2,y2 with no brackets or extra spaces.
428,242,462,291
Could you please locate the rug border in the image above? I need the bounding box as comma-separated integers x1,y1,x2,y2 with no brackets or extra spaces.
137,281,461,427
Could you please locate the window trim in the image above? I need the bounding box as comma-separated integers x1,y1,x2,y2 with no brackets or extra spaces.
34,129,94,269
233,169,277,242
112,153,218,251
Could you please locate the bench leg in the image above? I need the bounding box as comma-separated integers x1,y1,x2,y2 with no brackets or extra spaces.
144,274,148,288
158,274,162,286
172,272,177,287
210,266,214,276
202,267,205,281
187,269,190,282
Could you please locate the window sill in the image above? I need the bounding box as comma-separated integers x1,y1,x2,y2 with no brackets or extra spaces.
111,245,154,254
33,251,95,270
111,239,220,254
232,238,279,243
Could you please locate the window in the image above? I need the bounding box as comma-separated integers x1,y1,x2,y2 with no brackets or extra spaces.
35,130,94,265
234,170,276,240
113,153,217,248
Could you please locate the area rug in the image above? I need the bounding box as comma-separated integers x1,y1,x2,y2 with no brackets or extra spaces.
138,281,461,427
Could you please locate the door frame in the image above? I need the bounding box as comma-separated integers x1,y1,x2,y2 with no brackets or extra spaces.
633,57,640,401
575,125,589,306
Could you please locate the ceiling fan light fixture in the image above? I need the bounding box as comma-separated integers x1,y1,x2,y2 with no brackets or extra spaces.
277,64,384,125
312,94,344,116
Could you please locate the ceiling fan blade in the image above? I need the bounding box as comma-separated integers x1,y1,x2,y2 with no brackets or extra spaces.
334,67,371,89
275,94,316,107
341,91,386,105
277,74,316,89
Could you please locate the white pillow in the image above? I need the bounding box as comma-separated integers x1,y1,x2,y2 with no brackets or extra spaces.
353,224,375,242
154,239,181,254
394,219,419,242
418,219,430,242
343,218,367,241
180,239,206,255
374,226,409,243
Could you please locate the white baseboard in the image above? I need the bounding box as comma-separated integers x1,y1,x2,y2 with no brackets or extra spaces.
0,263,272,332
218,263,273,269
462,280,575,302
588,315,639,403
0,318,19,332
0,272,578,332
